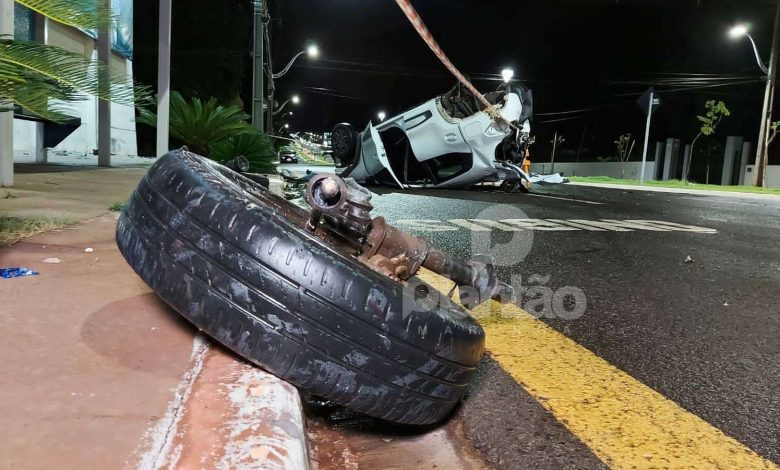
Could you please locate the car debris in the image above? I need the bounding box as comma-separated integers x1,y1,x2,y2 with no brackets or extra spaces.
42,257,63,264
116,150,513,425
330,82,534,192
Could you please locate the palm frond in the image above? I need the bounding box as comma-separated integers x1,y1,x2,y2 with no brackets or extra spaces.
0,77,76,122
0,37,149,106
14,0,112,30
210,132,275,173
138,91,251,155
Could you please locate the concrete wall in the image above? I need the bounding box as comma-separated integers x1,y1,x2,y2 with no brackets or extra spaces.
12,17,138,159
744,165,780,188
531,161,657,180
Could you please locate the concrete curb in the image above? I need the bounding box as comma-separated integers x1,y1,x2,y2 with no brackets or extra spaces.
135,339,309,470
567,181,780,200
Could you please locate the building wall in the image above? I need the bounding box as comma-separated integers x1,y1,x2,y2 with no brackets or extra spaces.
744,165,780,188
12,14,138,158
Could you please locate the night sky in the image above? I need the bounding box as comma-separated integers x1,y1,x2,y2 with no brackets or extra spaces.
136,0,780,169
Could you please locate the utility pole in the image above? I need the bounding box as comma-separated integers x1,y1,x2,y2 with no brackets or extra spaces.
754,1,780,187
0,0,14,187
251,0,265,132
97,0,111,166
156,0,173,157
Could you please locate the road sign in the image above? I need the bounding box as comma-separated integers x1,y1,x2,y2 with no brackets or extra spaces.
638,87,661,116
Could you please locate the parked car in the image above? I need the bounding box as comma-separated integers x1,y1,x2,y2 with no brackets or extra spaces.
279,149,299,164
330,82,533,192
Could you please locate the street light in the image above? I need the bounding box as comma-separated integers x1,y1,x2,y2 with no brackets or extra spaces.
501,68,515,83
728,14,780,187
273,95,300,115
728,25,768,74
273,44,320,79
378,111,386,122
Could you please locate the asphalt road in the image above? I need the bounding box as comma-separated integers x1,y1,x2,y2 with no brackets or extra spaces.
364,183,780,466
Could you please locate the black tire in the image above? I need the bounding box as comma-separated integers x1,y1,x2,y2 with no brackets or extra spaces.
116,150,484,425
500,180,519,193
331,122,358,165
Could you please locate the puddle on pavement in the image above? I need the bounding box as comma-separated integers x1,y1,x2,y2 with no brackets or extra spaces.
305,397,488,470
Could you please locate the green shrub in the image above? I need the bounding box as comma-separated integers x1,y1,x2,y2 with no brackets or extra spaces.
210,132,275,173
137,91,250,155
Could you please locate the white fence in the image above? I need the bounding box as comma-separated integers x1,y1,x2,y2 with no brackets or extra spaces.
530,161,657,180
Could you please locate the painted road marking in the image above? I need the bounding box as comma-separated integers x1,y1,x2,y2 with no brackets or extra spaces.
525,193,605,205
396,219,718,233
417,269,776,469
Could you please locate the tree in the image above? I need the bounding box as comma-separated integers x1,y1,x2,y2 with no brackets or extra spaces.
549,131,565,173
0,1,147,122
614,133,636,179
683,100,730,182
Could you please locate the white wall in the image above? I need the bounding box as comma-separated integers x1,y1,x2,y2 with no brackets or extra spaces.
531,161,657,180
12,18,138,160
744,165,780,188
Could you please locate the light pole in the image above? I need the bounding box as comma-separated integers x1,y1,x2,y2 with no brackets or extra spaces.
273,95,300,116
730,8,780,187
267,44,319,133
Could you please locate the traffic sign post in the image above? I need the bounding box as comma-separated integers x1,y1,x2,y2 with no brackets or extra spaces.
638,88,661,184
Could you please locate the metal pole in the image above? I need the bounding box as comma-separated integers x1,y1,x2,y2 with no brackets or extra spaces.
251,0,265,132
0,0,14,186
97,0,111,167
754,1,780,187
640,91,653,184
156,0,172,157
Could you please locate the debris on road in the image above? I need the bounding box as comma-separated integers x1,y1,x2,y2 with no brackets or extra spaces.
528,172,569,184
116,150,504,425
84,247,94,253
42,257,64,264
0,267,39,279
684,255,694,263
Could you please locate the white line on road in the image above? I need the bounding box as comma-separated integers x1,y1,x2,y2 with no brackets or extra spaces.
525,193,604,205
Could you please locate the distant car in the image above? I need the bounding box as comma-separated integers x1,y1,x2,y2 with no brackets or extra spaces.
279,150,299,164
330,82,533,192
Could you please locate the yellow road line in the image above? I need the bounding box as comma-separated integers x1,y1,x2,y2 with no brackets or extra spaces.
417,269,777,469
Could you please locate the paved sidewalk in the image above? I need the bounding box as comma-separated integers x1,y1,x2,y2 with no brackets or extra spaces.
567,181,780,200
0,167,308,469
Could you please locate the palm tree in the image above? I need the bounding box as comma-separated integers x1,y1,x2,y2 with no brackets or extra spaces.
0,0,147,122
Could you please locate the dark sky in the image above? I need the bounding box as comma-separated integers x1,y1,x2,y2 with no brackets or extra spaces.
266,0,778,164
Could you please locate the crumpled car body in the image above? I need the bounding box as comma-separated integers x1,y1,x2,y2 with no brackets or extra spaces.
335,83,533,189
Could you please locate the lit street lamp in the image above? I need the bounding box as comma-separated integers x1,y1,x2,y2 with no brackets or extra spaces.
267,44,320,134
501,68,514,83
273,95,300,116
273,44,319,79
378,111,387,122
729,14,780,187
729,25,768,74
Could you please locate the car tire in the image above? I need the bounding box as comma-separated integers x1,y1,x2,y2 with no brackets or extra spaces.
116,150,485,425
331,122,358,165
500,180,519,193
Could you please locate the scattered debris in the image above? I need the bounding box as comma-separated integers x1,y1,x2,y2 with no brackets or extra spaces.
528,172,569,184
42,257,64,264
1,267,39,279
84,247,94,253
684,255,693,263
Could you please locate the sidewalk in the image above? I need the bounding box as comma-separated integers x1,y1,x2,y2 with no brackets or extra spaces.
567,181,780,200
0,165,308,469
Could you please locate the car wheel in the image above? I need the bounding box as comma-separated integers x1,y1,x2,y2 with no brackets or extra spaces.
331,123,358,165
116,150,485,425
500,180,519,193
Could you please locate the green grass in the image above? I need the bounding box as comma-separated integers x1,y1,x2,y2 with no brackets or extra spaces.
108,202,126,212
0,215,71,246
569,176,780,195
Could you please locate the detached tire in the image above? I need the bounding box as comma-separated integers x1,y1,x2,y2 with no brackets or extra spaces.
116,150,484,425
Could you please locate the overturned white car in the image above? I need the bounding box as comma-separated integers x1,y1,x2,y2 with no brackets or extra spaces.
330,82,533,192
